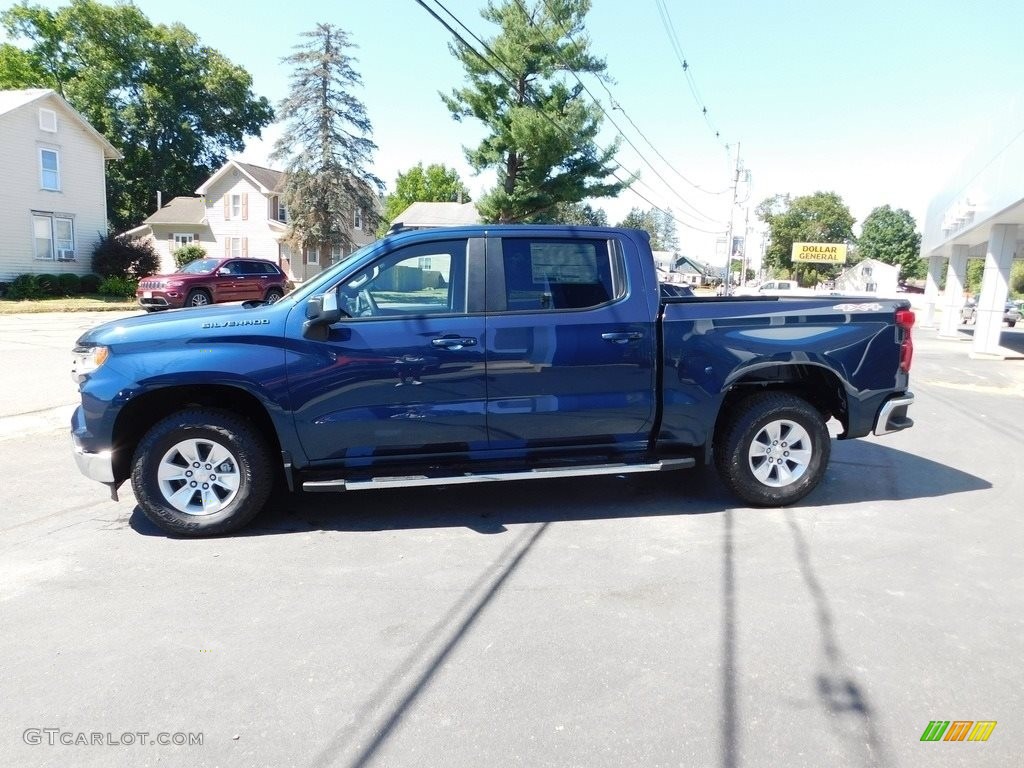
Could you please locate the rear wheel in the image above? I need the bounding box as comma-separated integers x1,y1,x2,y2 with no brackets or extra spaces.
714,392,830,507
186,289,211,308
131,409,273,536
265,288,284,303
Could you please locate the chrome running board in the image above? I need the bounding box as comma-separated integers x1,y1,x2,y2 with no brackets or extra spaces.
302,458,695,492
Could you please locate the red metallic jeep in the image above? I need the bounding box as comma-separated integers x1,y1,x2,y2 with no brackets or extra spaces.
136,257,291,311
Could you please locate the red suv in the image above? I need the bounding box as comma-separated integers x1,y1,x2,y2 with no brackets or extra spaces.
136,257,291,311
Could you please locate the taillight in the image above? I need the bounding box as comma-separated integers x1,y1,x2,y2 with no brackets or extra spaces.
896,308,915,373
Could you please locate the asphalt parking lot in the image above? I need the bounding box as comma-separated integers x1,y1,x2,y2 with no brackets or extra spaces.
1,311,1022,768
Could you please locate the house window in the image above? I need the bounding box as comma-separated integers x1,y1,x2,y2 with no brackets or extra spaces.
173,233,194,251
305,246,319,265
230,194,242,219
331,244,344,263
862,266,873,276
227,237,243,258
39,148,60,191
278,199,287,222
865,282,878,293
39,108,57,132
32,213,74,260
353,207,363,230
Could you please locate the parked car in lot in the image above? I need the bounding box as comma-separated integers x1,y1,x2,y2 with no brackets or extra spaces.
960,298,1021,327
659,282,695,298
136,257,291,311
732,279,813,297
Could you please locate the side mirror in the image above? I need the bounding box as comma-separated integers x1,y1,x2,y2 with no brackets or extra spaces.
303,290,343,340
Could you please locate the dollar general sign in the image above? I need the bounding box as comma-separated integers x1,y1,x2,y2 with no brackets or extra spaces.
791,242,848,264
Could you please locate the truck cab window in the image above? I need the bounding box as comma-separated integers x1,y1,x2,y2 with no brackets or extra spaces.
499,238,622,311
339,239,468,317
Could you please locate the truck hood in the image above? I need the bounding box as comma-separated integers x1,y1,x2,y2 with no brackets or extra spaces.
76,300,293,347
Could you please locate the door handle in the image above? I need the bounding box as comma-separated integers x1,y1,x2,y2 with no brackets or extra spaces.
601,332,643,344
431,337,477,350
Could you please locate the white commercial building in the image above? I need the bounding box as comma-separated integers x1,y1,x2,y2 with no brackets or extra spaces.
921,99,1024,358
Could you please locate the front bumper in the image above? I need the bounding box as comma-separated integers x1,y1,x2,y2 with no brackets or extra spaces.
72,438,115,483
873,392,914,436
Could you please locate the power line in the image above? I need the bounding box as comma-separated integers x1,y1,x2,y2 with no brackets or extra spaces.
415,0,727,235
512,0,724,224
654,0,726,147
537,0,730,197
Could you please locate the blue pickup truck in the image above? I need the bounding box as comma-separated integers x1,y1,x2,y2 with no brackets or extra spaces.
71,226,915,536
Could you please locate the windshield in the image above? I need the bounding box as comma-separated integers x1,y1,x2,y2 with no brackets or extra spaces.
178,258,222,275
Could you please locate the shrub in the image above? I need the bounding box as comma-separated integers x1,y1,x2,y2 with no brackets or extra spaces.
98,275,138,298
0,282,8,298
57,273,81,295
35,273,59,296
79,273,101,293
92,234,159,279
5,274,46,300
174,244,207,269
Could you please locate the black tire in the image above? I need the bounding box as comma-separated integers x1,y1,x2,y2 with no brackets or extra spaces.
714,392,830,507
131,408,273,536
265,288,284,303
1008,320,1016,328
186,289,211,308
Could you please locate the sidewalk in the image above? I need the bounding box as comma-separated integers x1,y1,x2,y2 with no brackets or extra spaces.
0,311,136,437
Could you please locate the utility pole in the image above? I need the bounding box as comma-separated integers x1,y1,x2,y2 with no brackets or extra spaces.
740,206,750,286
723,142,742,294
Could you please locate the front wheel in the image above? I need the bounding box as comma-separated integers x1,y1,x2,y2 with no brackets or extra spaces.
131,408,273,536
714,392,830,507
186,289,211,308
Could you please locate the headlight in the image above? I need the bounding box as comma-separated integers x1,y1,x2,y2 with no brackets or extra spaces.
71,345,110,383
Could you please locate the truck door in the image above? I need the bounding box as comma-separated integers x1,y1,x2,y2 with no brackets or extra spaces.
483,234,656,453
287,237,488,463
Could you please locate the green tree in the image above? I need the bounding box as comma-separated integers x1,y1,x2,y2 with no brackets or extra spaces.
618,207,677,250
0,43,38,88
757,191,856,283
272,23,382,254
857,205,924,279
1,0,274,231
443,0,626,223
965,258,985,297
379,163,470,235
544,201,607,225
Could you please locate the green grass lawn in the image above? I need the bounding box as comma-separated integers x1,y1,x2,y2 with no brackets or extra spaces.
0,295,139,314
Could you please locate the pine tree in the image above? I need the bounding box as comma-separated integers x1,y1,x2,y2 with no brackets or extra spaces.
443,0,626,223
271,24,382,254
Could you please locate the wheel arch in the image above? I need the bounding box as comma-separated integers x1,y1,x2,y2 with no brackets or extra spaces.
708,362,848,463
110,384,283,485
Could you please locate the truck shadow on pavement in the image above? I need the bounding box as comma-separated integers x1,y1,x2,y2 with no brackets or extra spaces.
130,439,989,538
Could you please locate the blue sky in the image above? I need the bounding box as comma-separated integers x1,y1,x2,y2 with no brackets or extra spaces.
6,0,1024,263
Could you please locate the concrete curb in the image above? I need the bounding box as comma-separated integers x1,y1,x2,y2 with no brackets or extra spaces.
0,404,76,440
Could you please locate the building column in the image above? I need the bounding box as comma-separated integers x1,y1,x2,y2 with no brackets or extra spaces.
939,244,969,338
920,254,944,327
971,224,1017,357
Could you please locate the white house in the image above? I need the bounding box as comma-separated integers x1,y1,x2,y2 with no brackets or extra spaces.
126,160,378,282
834,258,899,295
0,88,121,281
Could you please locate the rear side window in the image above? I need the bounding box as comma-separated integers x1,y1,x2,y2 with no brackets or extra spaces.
499,238,622,311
